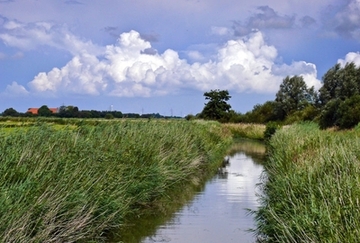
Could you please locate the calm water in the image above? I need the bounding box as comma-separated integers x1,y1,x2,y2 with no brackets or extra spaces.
117,140,265,243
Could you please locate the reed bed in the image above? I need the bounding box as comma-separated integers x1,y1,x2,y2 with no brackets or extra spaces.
254,122,360,242
222,123,266,140
0,120,231,242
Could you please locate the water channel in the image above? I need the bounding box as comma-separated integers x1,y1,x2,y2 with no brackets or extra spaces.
116,139,266,243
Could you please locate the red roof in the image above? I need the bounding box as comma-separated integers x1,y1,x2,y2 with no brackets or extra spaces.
27,108,38,114
27,108,58,115
49,108,58,113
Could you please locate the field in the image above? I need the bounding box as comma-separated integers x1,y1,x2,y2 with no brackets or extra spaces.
0,118,232,242
254,122,360,242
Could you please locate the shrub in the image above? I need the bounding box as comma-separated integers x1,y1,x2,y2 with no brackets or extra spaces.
105,113,114,119
263,121,280,141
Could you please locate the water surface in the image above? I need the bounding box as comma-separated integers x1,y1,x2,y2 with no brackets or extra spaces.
117,139,265,243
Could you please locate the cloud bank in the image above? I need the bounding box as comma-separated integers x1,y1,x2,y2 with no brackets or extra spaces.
0,17,100,55
0,16,321,98
21,29,320,98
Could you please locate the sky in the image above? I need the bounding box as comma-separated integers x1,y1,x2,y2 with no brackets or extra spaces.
1,0,360,116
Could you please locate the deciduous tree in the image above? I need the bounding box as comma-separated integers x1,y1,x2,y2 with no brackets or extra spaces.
200,89,232,121
274,76,316,120
38,105,52,117
319,62,360,105
2,107,18,117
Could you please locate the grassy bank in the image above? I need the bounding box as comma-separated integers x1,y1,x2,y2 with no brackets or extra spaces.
0,120,231,242
221,123,265,140
254,122,360,242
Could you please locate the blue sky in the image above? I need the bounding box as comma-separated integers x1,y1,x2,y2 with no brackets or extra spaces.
1,0,360,116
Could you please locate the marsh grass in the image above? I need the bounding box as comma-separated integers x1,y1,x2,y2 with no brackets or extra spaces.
0,120,231,242
222,123,266,140
254,122,360,242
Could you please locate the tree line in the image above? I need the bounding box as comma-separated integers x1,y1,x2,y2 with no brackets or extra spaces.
196,62,360,129
3,61,360,128
2,105,178,119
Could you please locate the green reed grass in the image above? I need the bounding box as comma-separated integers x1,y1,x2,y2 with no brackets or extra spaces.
0,120,231,242
254,122,360,243
222,123,266,140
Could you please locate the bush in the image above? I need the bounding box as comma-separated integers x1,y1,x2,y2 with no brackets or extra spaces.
185,114,195,121
264,121,280,141
105,113,114,119
337,95,360,129
319,99,341,129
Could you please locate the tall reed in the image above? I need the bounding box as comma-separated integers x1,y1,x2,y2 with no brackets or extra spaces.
221,123,265,140
0,120,231,242
254,122,360,242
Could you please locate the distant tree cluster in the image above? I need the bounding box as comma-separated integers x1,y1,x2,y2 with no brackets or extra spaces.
235,62,360,129
1,105,182,120
193,61,360,129
4,61,360,129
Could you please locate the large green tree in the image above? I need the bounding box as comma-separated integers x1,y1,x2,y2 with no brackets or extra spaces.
274,75,316,120
200,89,232,121
2,107,18,117
38,105,52,117
58,105,79,118
318,62,360,129
319,62,360,105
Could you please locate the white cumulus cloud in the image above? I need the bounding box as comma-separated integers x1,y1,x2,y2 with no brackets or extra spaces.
2,81,29,96
26,30,321,97
338,52,360,67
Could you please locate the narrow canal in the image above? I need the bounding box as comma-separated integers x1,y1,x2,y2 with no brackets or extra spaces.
117,139,266,243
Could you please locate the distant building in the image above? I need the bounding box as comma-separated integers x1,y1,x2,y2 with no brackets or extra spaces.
27,107,58,115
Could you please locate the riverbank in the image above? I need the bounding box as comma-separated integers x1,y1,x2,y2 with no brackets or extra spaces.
0,120,232,242
115,138,267,243
255,122,360,242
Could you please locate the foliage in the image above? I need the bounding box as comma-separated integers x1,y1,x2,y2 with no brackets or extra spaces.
336,95,360,129
231,62,360,129
2,107,18,117
274,75,316,120
318,62,360,129
284,104,319,124
199,89,232,121
58,105,79,118
263,121,280,141
243,101,278,124
104,113,114,119
254,123,360,242
0,120,231,242
319,62,360,106
185,114,195,121
319,99,341,129
37,105,52,117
